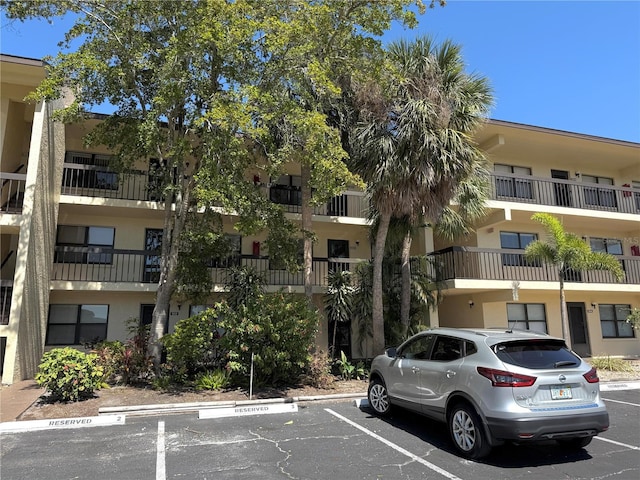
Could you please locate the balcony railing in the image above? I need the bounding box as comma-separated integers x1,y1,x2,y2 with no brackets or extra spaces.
0,280,12,325
490,172,640,215
0,173,27,213
61,164,368,218
429,247,640,285
51,246,366,287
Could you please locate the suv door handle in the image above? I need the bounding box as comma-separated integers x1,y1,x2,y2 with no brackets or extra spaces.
446,370,456,378
412,366,420,374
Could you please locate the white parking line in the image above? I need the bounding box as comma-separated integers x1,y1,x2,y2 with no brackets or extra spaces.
325,408,463,480
602,398,640,407
595,436,640,451
156,420,166,480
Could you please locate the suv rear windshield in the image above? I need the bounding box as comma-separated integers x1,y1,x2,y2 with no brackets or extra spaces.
493,339,580,369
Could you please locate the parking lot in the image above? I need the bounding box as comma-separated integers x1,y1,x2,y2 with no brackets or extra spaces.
1,389,639,480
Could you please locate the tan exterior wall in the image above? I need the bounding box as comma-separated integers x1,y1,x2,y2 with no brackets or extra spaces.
2,99,66,383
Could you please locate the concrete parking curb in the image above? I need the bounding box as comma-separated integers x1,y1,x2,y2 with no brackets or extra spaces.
98,391,368,418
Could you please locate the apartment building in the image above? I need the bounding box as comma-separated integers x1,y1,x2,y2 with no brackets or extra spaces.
2,54,639,384
431,121,640,359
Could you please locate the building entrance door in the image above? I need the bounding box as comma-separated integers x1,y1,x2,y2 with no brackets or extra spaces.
551,170,573,207
567,302,590,357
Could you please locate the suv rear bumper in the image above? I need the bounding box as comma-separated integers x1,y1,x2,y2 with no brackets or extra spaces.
486,411,610,441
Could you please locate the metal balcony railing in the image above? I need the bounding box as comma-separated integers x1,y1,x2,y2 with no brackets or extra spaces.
51,247,366,287
0,173,27,213
428,247,640,285
490,172,640,215
62,165,640,218
61,164,368,218
0,280,12,326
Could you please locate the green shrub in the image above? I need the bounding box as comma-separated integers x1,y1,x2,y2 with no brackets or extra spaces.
91,319,153,386
92,340,125,384
590,356,635,373
35,348,108,402
219,293,320,387
120,318,154,385
161,306,225,381
195,369,231,391
334,350,366,380
304,349,334,388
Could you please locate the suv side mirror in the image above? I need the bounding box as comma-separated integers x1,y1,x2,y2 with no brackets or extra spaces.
386,347,397,358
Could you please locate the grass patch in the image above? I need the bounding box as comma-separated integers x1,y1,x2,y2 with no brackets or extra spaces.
589,356,635,372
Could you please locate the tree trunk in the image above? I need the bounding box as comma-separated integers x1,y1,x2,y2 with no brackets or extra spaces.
559,274,572,349
149,169,192,372
332,320,337,358
400,230,412,338
149,282,172,364
301,165,313,300
372,211,391,355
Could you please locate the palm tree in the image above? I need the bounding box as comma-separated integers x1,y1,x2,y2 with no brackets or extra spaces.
397,167,490,338
350,36,493,354
324,270,354,357
524,213,624,348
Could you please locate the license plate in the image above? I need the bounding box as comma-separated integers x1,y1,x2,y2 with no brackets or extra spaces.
551,385,572,400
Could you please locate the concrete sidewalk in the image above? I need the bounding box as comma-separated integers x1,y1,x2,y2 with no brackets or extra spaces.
0,380,45,422
2,376,639,423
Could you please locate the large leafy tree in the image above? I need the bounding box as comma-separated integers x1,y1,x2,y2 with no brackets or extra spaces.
251,0,444,299
2,0,298,368
525,213,624,348
3,0,448,367
350,36,493,353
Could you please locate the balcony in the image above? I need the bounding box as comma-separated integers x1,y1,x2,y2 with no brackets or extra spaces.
0,280,12,325
429,246,640,285
51,246,366,287
61,164,368,218
0,173,27,214
490,172,640,215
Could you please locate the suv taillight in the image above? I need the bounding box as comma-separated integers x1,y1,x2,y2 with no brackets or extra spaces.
477,367,537,387
583,367,600,384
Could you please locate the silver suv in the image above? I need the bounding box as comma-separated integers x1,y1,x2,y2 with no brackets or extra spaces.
368,327,609,459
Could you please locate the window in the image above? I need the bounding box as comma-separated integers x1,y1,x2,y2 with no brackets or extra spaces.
507,303,548,333
269,175,302,206
328,239,350,273
590,237,623,255
144,228,163,282
269,239,304,270
209,234,241,268
46,304,108,345
64,152,118,190
500,232,537,266
590,237,625,275
400,334,435,360
432,336,463,361
55,225,115,264
599,304,634,338
494,339,578,369
494,164,533,199
189,305,214,316
582,175,617,208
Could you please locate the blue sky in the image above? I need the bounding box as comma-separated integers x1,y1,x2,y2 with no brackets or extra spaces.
2,1,639,143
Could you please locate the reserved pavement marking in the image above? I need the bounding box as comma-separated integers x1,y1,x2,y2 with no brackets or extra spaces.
600,382,640,392
325,408,463,480
199,402,298,419
0,415,125,433
595,436,640,451
156,420,166,480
